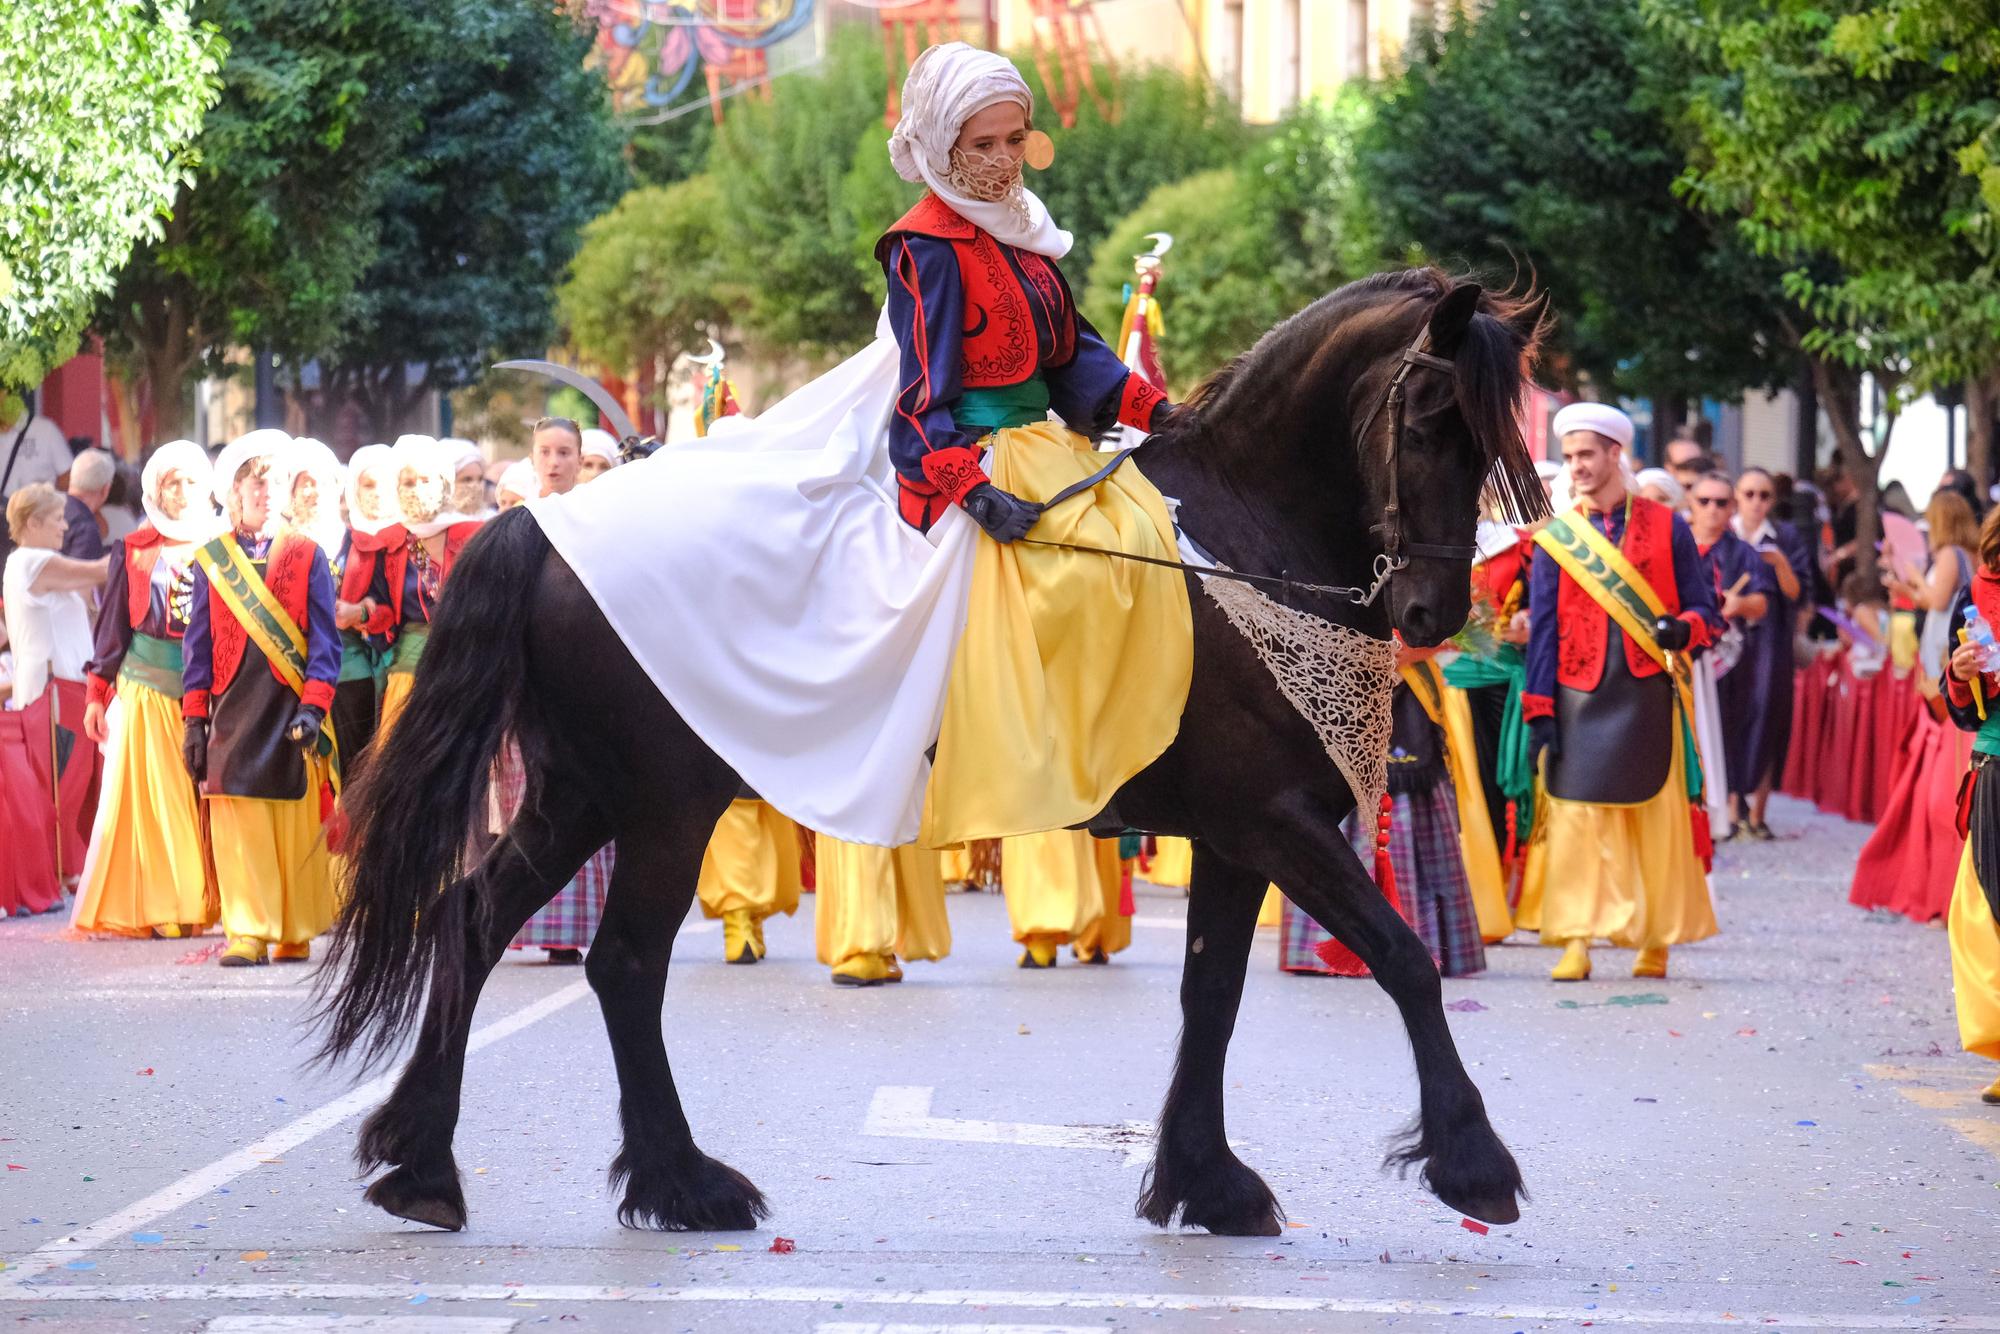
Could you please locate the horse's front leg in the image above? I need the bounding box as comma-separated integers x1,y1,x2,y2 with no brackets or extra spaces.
1247,809,1524,1225
1138,841,1282,1236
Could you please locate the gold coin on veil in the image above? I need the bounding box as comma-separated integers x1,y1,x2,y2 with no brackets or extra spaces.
1024,130,1055,171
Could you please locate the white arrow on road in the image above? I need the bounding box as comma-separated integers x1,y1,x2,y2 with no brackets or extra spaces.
862,1086,1156,1167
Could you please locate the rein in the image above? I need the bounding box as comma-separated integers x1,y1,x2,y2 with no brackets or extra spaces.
1015,330,1469,609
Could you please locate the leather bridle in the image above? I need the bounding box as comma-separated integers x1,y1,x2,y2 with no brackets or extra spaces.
1358,331,1478,581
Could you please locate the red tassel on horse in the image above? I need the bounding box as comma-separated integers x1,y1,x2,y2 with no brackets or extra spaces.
1314,794,1404,975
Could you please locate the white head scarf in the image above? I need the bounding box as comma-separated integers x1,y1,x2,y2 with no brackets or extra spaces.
579,428,619,467
887,42,1071,259
1634,466,1686,512
442,437,485,478
283,436,347,554
1551,401,1635,451
391,434,479,540
345,443,400,539
140,440,221,547
210,428,293,537
496,458,537,505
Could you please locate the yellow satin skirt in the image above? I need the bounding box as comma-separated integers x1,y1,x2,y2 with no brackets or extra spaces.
377,670,415,739
814,836,952,969
1440,685,1515,942
1530,738,1717,950
999,830,1128,955
72,681,216,936
1147,836,1194,889
206,765,336,947
923,422,1192,847
697,799,803,922
1949,845,2000,1061
1258,885,1283,927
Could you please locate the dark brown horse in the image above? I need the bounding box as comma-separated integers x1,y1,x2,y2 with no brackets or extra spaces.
314,267,1548,1238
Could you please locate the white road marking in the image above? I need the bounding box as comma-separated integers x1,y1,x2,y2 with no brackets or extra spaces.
1129,913,1184,931
1,1284,1991,1329
818,1324,1103,1334
862,1086,1155,1166
206,1320,516,1333
0,980,593,1292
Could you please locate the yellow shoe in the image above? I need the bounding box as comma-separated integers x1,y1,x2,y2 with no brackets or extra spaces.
831,952,901,987
1018,942,1058,970
722,909,764,965
219,938,269,968
272,941,310,963
1982,1075,2000,1106
1632,947,1668,979
152,923,185,940
1550,939,1591,982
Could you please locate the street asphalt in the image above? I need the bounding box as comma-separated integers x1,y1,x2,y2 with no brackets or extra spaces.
2,794,1997,1333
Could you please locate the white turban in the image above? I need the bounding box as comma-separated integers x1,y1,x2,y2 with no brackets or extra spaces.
579,428,619,466
1551,401,1634,451
1634,466,1685,511
345,443,400,539
442,437,485,478
886,42,1071,259
497,458,537,503
391,434,478,539
283,436,347,555
140,439,220,547
211,428,293,537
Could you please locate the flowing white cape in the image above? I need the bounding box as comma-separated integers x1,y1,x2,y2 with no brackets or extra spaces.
529,322,979,847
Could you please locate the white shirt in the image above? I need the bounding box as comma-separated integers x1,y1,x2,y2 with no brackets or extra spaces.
2,548,94,709
0,413,72,498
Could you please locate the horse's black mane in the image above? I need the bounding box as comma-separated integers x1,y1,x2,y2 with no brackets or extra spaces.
1172,266,1550,525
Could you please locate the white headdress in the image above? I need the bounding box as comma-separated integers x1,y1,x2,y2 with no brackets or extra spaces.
284,436,347,554
886,42,1071,259
391,434,479,540
345,443,400,539
1551,401,1634,451
579,428,619,466
1634,466,1686,511
496,458,537,503
140,439,221,547
210,428,293,537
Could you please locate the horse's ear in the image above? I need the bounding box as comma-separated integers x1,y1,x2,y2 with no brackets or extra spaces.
1427,281,1483,356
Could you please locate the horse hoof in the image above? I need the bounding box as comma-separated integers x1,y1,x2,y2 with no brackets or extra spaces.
612,1151,769,1232
365,1163,468,1232
1438,1189,1521,1226
1186,1208,1284,1237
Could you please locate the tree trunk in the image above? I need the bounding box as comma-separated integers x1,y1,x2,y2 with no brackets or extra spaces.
1968,370,2000,496
1652,394,1685,463
1806,353,1886,595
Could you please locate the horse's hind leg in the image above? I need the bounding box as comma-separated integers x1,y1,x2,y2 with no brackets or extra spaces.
1251,814,1524,1225
588,813,768,1231
1138,842,1283,1236
358,787,611,1231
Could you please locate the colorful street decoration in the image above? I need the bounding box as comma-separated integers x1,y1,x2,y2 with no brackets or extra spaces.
585,0,816,124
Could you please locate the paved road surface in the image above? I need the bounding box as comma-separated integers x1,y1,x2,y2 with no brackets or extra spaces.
2,795,1996,1332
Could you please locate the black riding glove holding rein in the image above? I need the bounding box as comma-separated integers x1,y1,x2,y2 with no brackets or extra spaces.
962,483,1040,544
1528,716,1560,773
182,718,209,783
1652,615,1693,654
288,703,326,751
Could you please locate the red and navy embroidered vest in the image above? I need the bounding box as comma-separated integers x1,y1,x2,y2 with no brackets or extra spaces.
1554,496,1682,690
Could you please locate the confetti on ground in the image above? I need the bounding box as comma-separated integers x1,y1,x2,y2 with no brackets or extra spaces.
714,1243,741,1252
1461,1219,1489,1235
136,1068,154,1076
131,1232,163,1244
769,1237,796,1253
1557,993,1668,1010
239,1251,269,1262
1444,998,1489,1013
1795,1120,1817,1127
4,1164,23,1171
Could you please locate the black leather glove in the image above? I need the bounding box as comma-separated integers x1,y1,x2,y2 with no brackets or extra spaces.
962,482,1040,543
1527,715,1560,774
182,718,209,783
1653,614,1692,653
288,702,326,750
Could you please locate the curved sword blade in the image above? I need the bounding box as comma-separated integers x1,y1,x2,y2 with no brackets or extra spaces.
493,359,638,443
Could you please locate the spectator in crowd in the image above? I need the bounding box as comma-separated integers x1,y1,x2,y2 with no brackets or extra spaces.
1819,466,1861,589
60,449,116,560
3,484,109,708
1883,489,1978,685
1636,467,1687,512
1881,480,1918,520
1723,467,1816,838
496,459,535,511
1665,437,1710,492
530,417,583,499
0,393,73,503
579,428,620,482
1938,468,1986,518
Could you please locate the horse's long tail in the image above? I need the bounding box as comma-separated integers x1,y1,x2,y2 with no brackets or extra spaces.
312,508,552,1070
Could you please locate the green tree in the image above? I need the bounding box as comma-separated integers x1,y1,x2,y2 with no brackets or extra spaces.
316,0,627,439
1356,0,1797,427
628,112,715,189
558,174,740,376
0,0,223,396
98,0,430,438
1653,0,2000,487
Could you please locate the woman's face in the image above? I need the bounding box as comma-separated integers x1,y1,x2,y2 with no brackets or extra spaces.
232,469,271,532
156,469,193,522
292,472,320,522
19,501,65,550
579,455,612,481
949,101,1029,202
1735,473,1773,528
354,471,384,522
398,466,446,524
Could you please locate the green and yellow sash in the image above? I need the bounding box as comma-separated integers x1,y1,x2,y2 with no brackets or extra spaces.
1532,509,1702,800
193,534,341,793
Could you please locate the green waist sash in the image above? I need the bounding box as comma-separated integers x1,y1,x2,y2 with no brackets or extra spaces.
118,631,185,700
1976,705,2000,757
1441,644,1535,830
958,378,1050,433
339,632,383,685
388,623,430,676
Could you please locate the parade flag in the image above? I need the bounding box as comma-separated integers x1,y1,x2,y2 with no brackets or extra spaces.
1116,233,1170,391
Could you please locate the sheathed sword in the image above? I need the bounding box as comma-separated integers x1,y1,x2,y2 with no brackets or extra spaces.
492,359,663,462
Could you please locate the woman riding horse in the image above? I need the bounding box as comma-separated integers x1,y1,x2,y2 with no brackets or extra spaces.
316,44,1548,1240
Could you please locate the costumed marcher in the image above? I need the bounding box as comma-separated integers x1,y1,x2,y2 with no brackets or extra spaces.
1635,466,1687,513
180,429,341,966
1721,466,1815,837
1280,655,1487,978
330,445,400,765
443,438,491,518
696,796,804,964
1939,540,2000,1106
579,428,620,483
813,835,952,986
71,441,221,937
1519,403,1721,982
1850,491,1978,921
496,459,536,511
523,41,1188,851
1685,470,1773,838
374,435,484,738
997,831,1128,968
283,438,347,558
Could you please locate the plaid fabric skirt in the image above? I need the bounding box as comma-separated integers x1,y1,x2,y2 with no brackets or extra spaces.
492,741,616,951
1279,779,1485,978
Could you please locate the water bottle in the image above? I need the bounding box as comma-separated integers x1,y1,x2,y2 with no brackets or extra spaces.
1964,605,2000,671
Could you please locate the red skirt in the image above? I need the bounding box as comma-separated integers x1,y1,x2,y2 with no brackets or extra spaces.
1849,701,1967,923
0,679,102,915
1784,660,1830,800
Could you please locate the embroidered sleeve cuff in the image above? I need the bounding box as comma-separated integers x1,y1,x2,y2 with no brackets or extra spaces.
1520,692,1554,721
1119,375,1167,432
919,446,990,507
1947,672,1976,709
1676,610,1714,652
183,689,210,721
87,674,115,708
362,600,396,637
896,480,951,533
301,680,337,713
